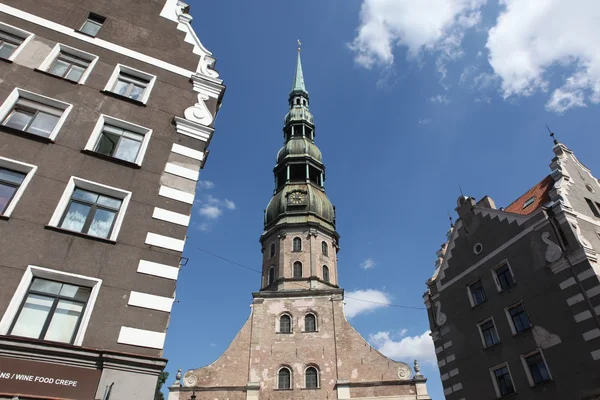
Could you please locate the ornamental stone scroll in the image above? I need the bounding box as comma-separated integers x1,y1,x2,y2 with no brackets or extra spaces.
184,92,214,127
541,232,562,263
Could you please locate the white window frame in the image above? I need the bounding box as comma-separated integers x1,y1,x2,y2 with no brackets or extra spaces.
504,301,531,336
520,349,552,387
0,22,35,62
304,312,318,332
0,156,37,217
490,260,516,292
477,316,500,349
38,43,99,84
48,176,132,241
0,88,73,141
277,312,293,334
83,114,153,166
0,265,102,346
466,278,486,307
304,365,320,389
489,362,516,399
104,64,157,104
277,366,293,390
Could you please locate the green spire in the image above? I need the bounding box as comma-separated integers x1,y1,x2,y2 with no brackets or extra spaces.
291,47,307,95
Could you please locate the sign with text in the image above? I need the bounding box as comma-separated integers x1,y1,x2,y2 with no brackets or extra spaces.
0,356,101,399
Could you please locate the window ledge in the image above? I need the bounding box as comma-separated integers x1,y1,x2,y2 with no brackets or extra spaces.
302,330,318,334
34,68,80,85
301,388,321,390
45,225,116,244
81,149,141,169
0,57,13,64
483,342,502,350
277,331,293,335
74,29,98,38
471,300,488,309
274,389,293,391
512,327,532,337
100,90,147,106
0,125,54,143
0,215,9,221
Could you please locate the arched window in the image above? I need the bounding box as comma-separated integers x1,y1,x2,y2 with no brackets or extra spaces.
279,314,291,333
322,265,330,283
268,267,275,285
278,367,291,389
305,366,319,389
321,241,328,256
270,243,276,258
305,313,316,332
293,237,302,252
293,261,302,278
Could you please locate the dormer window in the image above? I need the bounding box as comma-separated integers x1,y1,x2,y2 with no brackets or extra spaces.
522,196,536,209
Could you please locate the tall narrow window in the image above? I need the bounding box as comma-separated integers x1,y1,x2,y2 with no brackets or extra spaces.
305,367,319,389
59,188,122,239
293,237,302,252
270,243,276,258
80,13,105,37
468,280,486,306
0,167,26,214
321,241,328,256
524,352,551,385
493,365,515,396
267,267,275,286
585,198,600,218
9,277,91,344
508,303,531,334
479,319,500,348
322,265,330,283
305,314,316,332
0,30,24,60
278,367,291,389
494,264,514,291
279,315,291,333
293,262,302,278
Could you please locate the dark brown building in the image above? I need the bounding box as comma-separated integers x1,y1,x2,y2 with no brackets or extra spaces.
425,141,600,399
0,1,225,398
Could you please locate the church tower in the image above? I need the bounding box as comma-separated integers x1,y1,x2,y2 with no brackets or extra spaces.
171,50,431,400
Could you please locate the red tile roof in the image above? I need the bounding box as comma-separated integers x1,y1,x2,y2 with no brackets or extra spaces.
504,175,554,215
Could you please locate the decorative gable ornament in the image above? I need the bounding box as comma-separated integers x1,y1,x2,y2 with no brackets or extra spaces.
541,232,562,263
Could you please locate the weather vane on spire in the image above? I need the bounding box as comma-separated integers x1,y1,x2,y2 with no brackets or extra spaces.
297,39,302,52
546,124,558,145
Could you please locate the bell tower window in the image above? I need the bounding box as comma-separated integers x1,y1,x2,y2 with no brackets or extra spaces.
293,261,302,278
321,241,328,256
279,314,291,333
305,313,316,332
267,267,275,286
289,164,305,182
323,265,330,283
293,237,302,252
270,243,276,258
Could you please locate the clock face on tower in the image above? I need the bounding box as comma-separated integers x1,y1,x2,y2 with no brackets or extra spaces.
288,191,306,206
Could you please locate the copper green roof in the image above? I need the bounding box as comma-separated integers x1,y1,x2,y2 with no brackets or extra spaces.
291,51,307,95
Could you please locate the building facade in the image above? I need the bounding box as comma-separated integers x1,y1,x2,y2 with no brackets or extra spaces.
0,1,224,399
168,52,430,400
425,141,600,399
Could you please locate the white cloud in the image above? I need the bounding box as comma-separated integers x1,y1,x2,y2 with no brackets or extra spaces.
224,199,236,210
344,289,391,318
199,205,222,219
360,258,377,270
486,0,600,112
198,223,210,231
399,328,408,337
430,94,450,104
369,330,436,366
418,118,431,125
349,0,486,70
209,342,217,347
198,181,214,190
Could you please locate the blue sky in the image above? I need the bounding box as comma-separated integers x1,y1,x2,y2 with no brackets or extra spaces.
163,1,600,399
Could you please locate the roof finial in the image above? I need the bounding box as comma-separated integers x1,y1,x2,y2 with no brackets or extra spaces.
459,184,464,197
297,39,301,53
546,124,558,145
